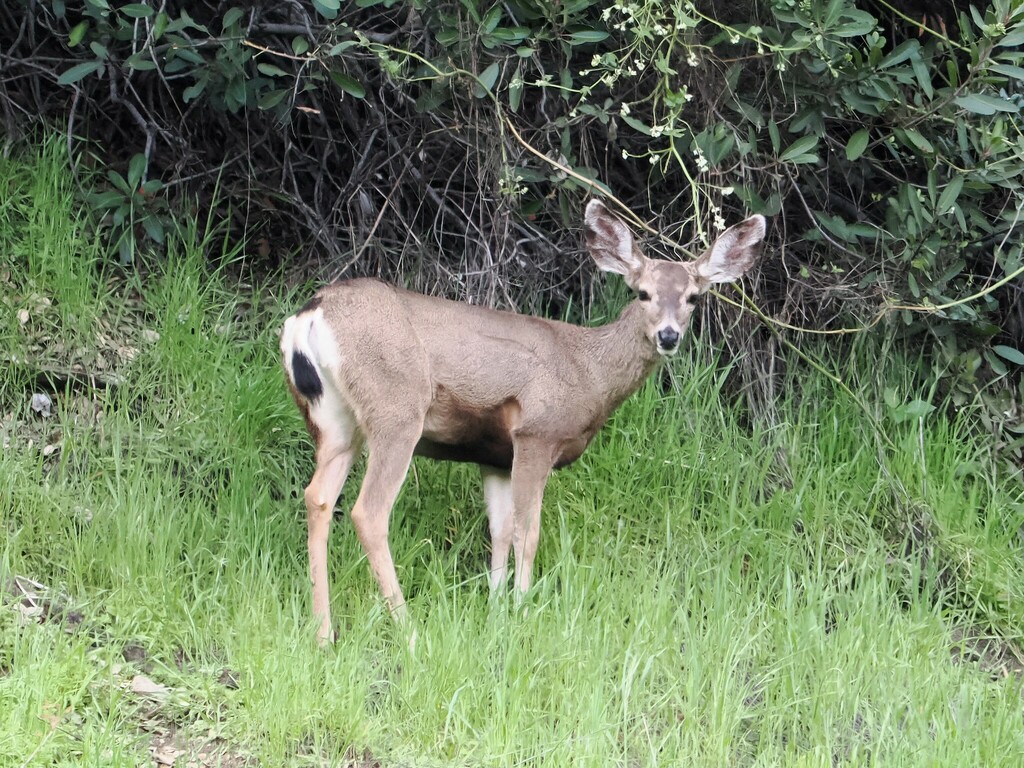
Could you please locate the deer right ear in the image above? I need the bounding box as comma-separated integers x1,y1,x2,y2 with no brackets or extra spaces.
584,199,645,288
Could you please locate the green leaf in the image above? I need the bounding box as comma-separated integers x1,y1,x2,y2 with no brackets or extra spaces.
86,190,124,208
258,88,289,109
473,62,500,98
312,0,340,18
488,27,529,45
436,29,460,46
120,3,154,18
936,176,964,214
902,128,934,154
954,94,1020,114
106,169,130,194
779,135,818,162
997,27,1024,48
292,36,310,56
125,52,157,71
328,71,365,98
835,9,876,37
993,345,1024,365
257,63,290,78
620,114,652,136
989,63,1024,81
567,30,610,44
328,41,357,56
767,120,780,153
907,271,920,297
845,129,869,161
142,216,165,244
508,64,523,112
68,21,88,46
182,80,206,102
223,7,244,28
894,399,935,422
128,153,147,189
57,60,103,85
879,39,920,69
482,5,502,34
912,56,933,99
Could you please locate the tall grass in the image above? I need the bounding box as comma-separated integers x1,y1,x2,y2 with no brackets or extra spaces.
1,142,1022,767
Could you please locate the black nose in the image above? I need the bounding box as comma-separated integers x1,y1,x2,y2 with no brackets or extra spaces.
657,327,680,349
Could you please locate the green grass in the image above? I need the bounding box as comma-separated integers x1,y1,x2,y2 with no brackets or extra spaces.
2,141,1023,766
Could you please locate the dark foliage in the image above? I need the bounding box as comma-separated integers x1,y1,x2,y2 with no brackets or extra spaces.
1,0,1022,456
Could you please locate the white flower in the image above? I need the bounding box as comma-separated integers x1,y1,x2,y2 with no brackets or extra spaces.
692,147,709,172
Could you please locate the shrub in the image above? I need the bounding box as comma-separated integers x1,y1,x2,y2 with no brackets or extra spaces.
1,0,1021,457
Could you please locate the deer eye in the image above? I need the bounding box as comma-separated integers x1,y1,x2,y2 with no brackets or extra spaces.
638,290,651,302
686,294,700,305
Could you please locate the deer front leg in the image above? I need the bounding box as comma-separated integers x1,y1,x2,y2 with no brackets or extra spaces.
481,467,514,591
304,440,362,645
509,442,552,596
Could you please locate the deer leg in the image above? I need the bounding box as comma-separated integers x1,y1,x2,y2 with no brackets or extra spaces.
481,467,514,592
349,427,420,621
304,436,362,645
510,443,552,596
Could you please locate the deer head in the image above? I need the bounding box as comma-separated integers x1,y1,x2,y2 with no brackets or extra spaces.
584,199,766,355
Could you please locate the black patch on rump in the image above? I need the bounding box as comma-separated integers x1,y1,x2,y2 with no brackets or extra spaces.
291,350,323,402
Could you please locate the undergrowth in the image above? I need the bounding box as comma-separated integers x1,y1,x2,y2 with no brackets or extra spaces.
1,144,1023,767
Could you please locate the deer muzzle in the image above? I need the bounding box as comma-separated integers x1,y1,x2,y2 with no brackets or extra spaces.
656,326,681,354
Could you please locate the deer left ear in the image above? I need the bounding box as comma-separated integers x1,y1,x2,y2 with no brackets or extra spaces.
693,214,766,286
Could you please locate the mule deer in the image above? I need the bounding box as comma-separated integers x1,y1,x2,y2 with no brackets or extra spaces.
281,200,765,643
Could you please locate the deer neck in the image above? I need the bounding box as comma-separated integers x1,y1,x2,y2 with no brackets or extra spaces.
582,300,662,408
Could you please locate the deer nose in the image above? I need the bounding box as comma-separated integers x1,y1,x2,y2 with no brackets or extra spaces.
656,327,680,351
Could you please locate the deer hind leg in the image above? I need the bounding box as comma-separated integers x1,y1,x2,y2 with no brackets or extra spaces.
481,467,514,592
510,441,552,596
349,423,423,621
302,400,363,645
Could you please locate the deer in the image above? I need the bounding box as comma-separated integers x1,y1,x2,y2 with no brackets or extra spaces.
280,199,766,643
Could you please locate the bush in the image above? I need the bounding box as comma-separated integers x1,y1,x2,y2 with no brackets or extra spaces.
1,0,1022,457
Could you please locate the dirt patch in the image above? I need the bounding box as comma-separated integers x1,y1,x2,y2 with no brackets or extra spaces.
3,575,258,766
950,624,1024,681
5,575,86,633
145,720,253,768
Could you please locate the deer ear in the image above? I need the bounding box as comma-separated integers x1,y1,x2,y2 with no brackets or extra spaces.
693,214,766,286
584,199,646,288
